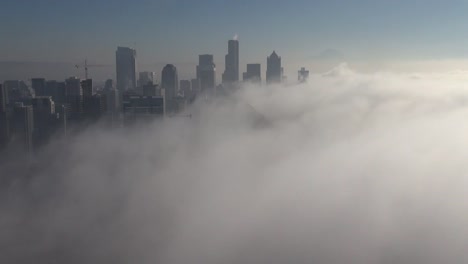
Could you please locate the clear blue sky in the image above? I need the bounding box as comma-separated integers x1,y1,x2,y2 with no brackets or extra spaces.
2,0,468,79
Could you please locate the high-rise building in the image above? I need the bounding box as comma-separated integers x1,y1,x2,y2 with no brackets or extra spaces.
122,95,164,125
266,51,282,84
55,82,67,106
161,64,178,113
197,54,216,94
222,39,239,84
31,97,55,148
104,79,114,91
116,47,137,92
143,83,159,97
32,78,46,97
179,80,191,98
81,79,94,118
11,103,34,153
138,71,155,87
105,88,119,114
0,84,7,113
298,67,309,83
243,64,262,83
45,80,58,102
0,84,9,149
65,77,82,118
191,78,200,95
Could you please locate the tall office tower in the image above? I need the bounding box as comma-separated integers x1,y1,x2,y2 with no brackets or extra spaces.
191,78,200,95
65,77,82,118
55,82,67,106
0,84,7,113
31,96,55,148
266,51,282,84
31,78,47,96
45,80,58,102
179,80,191,98
243,64,262,83
122,95,164,125
105,89,116,112
0,85,9,149
161,64,178,113
116,46,137,92
11,103,34,153
138,71,155,87
104,79,114,90
298,67,309,83
143,83,159,96
222,39,239,84
81,79,93,118
197,54,216,94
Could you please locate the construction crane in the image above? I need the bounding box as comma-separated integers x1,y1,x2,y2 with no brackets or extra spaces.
75,59,111,79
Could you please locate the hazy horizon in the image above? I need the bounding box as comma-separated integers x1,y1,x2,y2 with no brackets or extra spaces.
4,0,468,81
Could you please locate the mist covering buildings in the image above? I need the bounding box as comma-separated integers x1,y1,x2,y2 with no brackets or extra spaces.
3,65,468,263
3,27,468,264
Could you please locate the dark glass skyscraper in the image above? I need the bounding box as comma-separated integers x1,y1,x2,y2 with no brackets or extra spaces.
161,64,178,113
197,54,216,94
0,84,9,149
222,40,239,84
31,78,46,96
11,103,34,153
243,64,261,83
266,51,282,84
116,47,137,92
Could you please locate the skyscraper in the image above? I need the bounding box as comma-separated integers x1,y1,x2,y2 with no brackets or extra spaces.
0,84,7,113
116,47,137,92
161,64,178,113
222,39,239,84
298,67,309,83
138,71,155,87
31,96,55,148
197,54,216,94
179,80,191,98
243,64,261,83
191,78,200,95
266,51,282,84
11,103,34,153
31,78,46,96
65,77,82,118
0,84,9,149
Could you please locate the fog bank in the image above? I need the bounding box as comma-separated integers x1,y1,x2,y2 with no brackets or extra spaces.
2,64,468,264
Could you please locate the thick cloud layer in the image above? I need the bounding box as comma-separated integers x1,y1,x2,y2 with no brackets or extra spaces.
2,64,468,264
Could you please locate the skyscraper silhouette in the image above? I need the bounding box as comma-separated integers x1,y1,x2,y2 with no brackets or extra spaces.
197,54,216,94
222,39,239,84
0,84,9,149
161,64,179,113
116,47,137,92
298,67,309,83
11,103,34,154
266,51,282,84
31,78,46,97
243,64,261,84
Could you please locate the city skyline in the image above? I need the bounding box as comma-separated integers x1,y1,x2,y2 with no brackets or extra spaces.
4,0,468,81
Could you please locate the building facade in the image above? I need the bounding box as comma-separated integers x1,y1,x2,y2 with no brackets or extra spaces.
161,64,179,113
116,47,137,92
222,40,239,84
243,64,261,83
197,54,216,94
266,51,282,84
